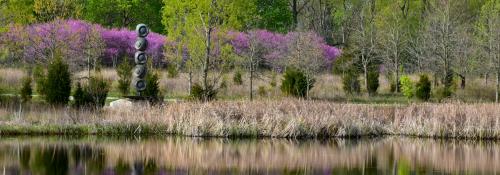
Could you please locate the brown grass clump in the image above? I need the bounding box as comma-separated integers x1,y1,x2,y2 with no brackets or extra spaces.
2,99,500,139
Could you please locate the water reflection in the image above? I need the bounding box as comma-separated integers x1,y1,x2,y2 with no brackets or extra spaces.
0,137,498,174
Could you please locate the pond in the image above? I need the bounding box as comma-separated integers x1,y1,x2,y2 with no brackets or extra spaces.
0,136,498,175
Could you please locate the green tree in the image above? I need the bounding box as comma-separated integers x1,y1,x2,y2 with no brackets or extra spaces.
143,71,161,101
416,74,431,101
367,70,379,96
20,75,33,103
83,0,164,33
163,0,235,101
116,60,132,96
33,0,83,22
400,75,414,99
280,68,314,98
44,57,71,105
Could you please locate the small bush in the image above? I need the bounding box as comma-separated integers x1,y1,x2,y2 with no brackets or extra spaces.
191,83,217,101
33,65,46,96
87,75,110,108
116,60,132,96
143,71,161,101
280,68,314,98
20,76,32,103
258,86,267,97
72,82,91,109
400,75,414,99
367,70,379,96
167,64,179,78
73,75,110,109
270,71,277,88
233,70,243,85
343,71,360,95
416,74,431,101
44,57,72,105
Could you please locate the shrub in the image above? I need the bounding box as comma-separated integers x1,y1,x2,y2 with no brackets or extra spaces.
270,71,277,88
86,75,110,108
416,74,431,101
33,65,46,96
167,64,179,78
280,68,314,98
367,70,379,96
20,76,32,103
233,70,243,85
258,86,267,97
116,60,132,96
190,83,217,101
72,82,91,109
342,71,360,95
73,75,110,109
44,57,72,105
400,75,414,99
143,71,161,101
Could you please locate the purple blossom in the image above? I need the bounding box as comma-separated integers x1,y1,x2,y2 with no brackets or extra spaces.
228,30,341,67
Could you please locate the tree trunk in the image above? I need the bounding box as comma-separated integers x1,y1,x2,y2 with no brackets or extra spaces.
458,74,465,89
292,0,298,30
188,71,192,95
249,61,254,101
395,66,400,93
496,72,499,103
203,27,212,102
363,63,368,95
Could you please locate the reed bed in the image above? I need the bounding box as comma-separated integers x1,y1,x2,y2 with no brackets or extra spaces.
1,100,500,139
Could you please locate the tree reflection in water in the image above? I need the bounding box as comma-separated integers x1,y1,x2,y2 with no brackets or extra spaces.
0,137,498,175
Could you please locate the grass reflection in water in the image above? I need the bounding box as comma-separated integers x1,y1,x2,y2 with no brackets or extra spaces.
0,137,498,175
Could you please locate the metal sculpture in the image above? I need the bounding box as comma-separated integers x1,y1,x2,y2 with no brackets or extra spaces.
132,24,149,95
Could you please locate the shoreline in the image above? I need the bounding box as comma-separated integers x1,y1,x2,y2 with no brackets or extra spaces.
1,100,500,139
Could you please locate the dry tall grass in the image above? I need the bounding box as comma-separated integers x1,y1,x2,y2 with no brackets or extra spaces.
2,100,500,139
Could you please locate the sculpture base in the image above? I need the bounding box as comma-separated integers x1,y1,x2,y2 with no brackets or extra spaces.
123,95,163,104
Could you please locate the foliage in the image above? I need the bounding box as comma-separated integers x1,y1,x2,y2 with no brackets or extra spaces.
83,0,164,33
167,64,179,78
280,68,314,98
72,75,109,109
44,57,72,105
101,27,167,66
2,20,166,68
367,70,379,96
33,65,46,96
20,75,32,103
72,82,90,109
258,86,267,97
190,83,217,101
233,70,243,85
116,60,132,96
342,70,360,95
86,75,109,108
416,74,431,101
400,75,414,99
142,71,161,101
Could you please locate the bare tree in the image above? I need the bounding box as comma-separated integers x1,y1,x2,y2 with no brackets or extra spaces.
284,32,324,99
476,0,500,102
350,0,378,94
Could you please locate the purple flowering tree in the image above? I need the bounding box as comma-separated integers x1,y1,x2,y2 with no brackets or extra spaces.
100,27,168,67
2,20,169,71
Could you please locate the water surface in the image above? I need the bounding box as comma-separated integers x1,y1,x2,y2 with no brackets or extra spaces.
0,136,498,175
